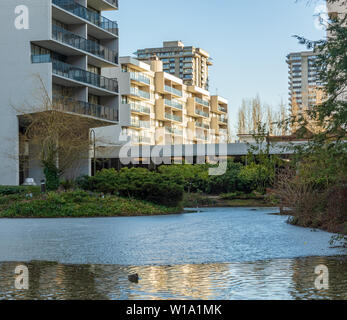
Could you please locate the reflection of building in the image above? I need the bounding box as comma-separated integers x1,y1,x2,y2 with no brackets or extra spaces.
287,51,325,132
136,41,213,90
112,56,229,146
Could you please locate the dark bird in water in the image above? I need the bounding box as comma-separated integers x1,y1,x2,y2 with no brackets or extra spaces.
128,274,139,283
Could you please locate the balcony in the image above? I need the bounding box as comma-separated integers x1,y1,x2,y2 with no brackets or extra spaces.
165,127,183,136
196,134,208,141
53,96,118,121
131,135,151,144
196,122,210,130
164,99,183,110
130,87,150,100
130,72,151,85
165,113,183,123
130,119,150,129
52,24,118,64
130,102,150,115
104,0,119,7
195,97,210,107
195,109,209,118
219,115,228,124
32,55,119,93
52,0,119,36
218,105,227,113
164,85,182,97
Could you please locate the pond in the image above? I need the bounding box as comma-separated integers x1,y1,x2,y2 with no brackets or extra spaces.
0,207,346,299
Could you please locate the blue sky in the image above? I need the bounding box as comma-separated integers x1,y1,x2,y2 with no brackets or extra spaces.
104,0,326,136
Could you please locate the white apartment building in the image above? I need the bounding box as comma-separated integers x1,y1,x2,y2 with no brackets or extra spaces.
0,0,120,185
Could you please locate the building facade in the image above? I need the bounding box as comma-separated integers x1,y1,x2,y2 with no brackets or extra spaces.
287,51,325,125
0,0,120,185
135,41,213,90
110,56,229,147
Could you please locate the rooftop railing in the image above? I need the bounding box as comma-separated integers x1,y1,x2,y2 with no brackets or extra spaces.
52,0,119,36
52,24,118,64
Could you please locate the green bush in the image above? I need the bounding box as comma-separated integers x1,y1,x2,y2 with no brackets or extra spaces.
206,161,243,194
237,163,272,194
1,190,180,218
78,168,184,207
0,186,40,196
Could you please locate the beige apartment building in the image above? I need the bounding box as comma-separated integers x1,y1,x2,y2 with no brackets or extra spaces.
287,51,325,131
135,41,213,90
115,56,229,146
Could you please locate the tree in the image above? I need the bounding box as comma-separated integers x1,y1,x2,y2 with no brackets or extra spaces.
276,1,347,242
15,77,104,190
237,95,289,136
293,1,346,138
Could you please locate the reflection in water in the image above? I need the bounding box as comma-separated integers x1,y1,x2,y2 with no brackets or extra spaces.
0,256,346,300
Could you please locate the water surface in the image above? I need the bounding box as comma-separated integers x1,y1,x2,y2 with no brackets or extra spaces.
0,208,345,265
0,207,346,300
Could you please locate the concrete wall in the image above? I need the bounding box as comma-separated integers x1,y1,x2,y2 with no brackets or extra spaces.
0,0,51,185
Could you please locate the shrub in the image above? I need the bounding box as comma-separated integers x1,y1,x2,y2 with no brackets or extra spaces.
0,186,40,196
78,168,184,207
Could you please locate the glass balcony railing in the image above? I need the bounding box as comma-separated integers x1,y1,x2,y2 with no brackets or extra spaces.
164,85,182,97
219,115,228,123
218,105,227,113
164,99,183,110
174,128,183,136
196,134,208,141
53,95,118,121
195,97,210,107
130,87,150,99
130,102,150,114
53,59,118,92
52,24,118,64
165,113,182,122
130,72,151,85
105,0,119,8
52,0,119,36
195,109,209,118
32,55,119,92
131,135,151,143
196,122,210,130
131,119,150,129
165,127,183,136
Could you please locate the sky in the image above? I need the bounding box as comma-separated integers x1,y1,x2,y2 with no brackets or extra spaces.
104,0,326,137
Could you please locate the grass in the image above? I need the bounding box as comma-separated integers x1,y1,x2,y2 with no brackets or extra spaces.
0,190,182,218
